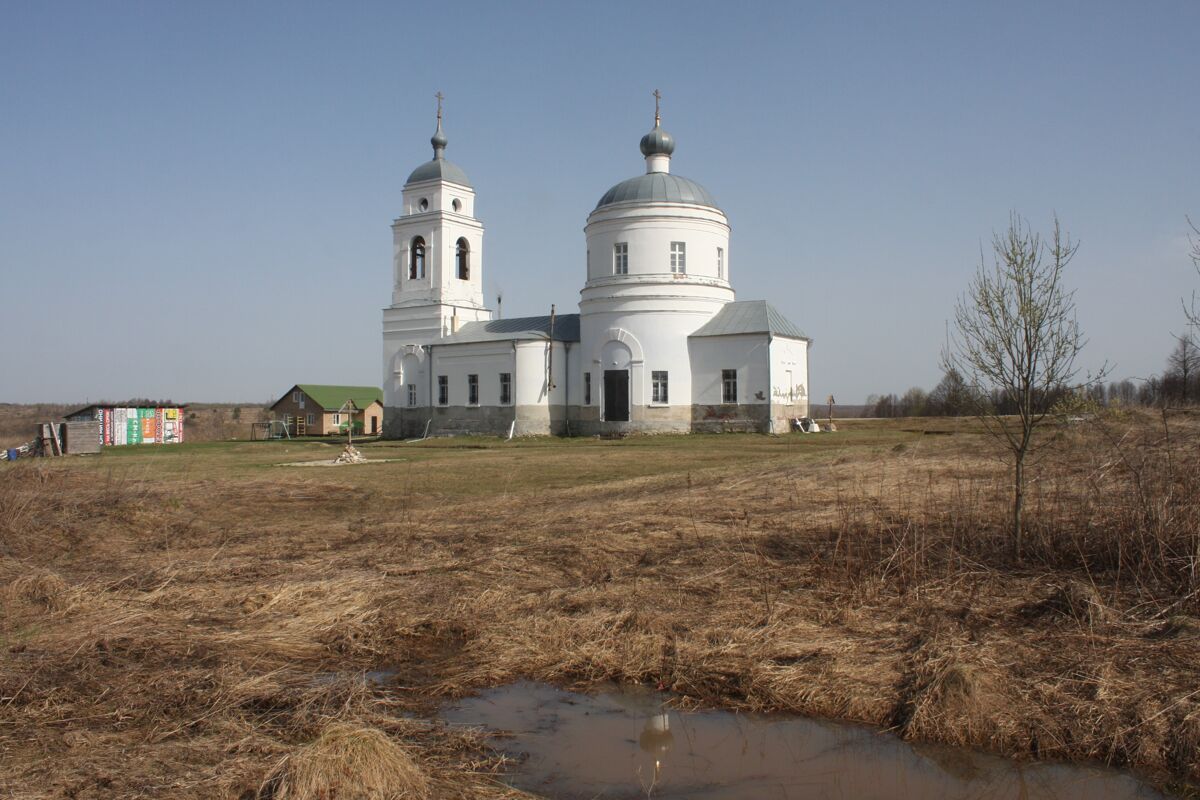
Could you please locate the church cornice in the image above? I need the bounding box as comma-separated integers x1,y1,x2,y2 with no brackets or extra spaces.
392,212,484,227
583,274,731,290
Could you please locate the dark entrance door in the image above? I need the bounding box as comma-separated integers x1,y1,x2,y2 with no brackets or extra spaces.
603,370,629,422
370,416,378,435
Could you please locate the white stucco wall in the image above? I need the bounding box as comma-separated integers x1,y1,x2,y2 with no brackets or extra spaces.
688,334,771,405
514,340,569,408
401,178,475,218
770,336,810,412
391,213,485,309
585,202,730,284
429,343,514,408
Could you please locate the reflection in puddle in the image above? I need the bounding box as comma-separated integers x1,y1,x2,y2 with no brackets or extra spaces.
441,681,1167,800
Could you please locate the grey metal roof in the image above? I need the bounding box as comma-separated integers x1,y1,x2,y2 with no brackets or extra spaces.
406,158,472,187
595,172,719,210
437,314,581,346
690,301,808,340
640,124,675,156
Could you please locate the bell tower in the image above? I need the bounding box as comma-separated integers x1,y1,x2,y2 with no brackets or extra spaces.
384,94,491,346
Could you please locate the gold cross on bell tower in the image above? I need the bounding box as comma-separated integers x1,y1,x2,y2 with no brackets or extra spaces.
652,89,662,126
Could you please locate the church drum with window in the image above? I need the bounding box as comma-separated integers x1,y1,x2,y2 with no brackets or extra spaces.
382,98,810,437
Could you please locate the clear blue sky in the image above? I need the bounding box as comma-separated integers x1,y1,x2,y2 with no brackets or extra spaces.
1,1,1196,405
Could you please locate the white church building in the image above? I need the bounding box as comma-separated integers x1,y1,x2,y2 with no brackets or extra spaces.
381,99,810,438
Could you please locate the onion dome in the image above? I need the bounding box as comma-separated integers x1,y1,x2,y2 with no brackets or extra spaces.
430,118,448,156
639,124,675,157
405,115,471,187
594,116,719,210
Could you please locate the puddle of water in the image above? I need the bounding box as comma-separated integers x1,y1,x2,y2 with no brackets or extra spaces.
311,668,397,687
441,681,1168,800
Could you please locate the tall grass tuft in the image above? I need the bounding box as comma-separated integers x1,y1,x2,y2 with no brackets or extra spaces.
258,722,431,800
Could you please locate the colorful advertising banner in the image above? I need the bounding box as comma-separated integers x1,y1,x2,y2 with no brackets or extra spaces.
113,408,126,446
93,406,185,447
127,408,142,445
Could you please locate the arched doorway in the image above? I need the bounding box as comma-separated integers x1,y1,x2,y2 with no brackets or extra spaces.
600,340,633,422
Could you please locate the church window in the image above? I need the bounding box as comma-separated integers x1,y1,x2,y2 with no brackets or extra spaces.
452,198,462,212
437,375,448,405
456,238,470,280
584,372,592,405
722,369,737,403
407,384,417,407
652,371,668,404
670,241,686,273
613,242,628,275
467,374,479,405
418,198,428,211
717,247,724,279
410,237,426,279
499,373,512,404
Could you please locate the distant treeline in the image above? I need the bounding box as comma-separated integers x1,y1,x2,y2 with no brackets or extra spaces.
865,336,1200,418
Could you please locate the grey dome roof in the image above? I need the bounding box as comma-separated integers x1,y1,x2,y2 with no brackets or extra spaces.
639,124,675,156
595,172,719,210
406,116,472,187
406,158,471,187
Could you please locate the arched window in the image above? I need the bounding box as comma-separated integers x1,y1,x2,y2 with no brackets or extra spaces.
410,236,425,279
456,238,470,280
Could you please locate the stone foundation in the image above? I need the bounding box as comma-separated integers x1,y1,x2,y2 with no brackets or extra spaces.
690,403,771,433
385,403,789,439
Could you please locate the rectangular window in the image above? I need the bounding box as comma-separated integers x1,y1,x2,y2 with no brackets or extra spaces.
467,374,479,405
651,371,668,404
613,242,628,275
292,390,300,403
407,383,417,407
437,375,448,405
722,369,737,404
499,373,512,405
584,372,592,405
670,241,686,273
717,247,724,279
332,413,340,425
306,413,314,426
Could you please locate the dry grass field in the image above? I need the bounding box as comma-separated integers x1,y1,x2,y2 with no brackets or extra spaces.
2,413,1199,798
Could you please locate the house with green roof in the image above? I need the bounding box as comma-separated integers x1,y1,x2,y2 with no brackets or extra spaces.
269,384,383,436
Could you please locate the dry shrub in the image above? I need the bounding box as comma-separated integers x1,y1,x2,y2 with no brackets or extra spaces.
1019,579,1110,626
900,638,1025,751
1170,705,1200,777
1147,615,1200,639
3,567,70,612
258,722,430,800
1024,411,1200,597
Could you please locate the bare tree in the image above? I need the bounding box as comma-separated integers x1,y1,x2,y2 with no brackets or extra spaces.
1188,216,1200,328
942,214,1098,561
1167,333,1199,404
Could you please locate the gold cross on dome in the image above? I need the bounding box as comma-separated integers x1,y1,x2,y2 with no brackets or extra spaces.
652,89,661,125
435,91,444,120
